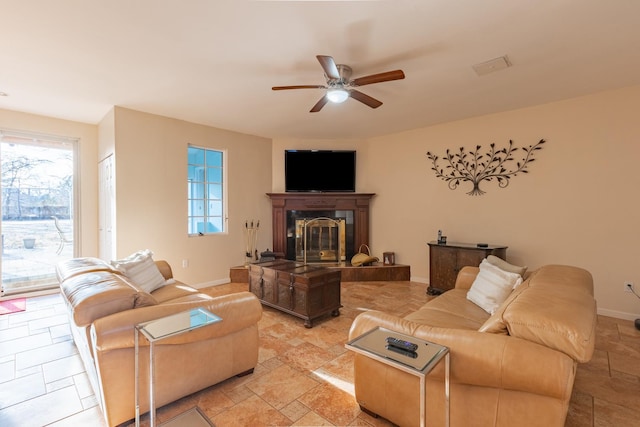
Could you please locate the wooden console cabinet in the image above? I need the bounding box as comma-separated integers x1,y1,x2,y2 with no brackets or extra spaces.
249,260,341,328
427,241,507,295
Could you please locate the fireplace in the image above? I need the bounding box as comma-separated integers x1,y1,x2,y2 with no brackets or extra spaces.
267,193,375,264
293,215,347,263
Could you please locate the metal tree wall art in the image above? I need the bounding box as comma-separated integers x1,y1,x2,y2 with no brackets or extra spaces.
426,139,545,196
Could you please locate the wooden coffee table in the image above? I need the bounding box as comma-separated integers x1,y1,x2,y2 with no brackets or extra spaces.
249,260,341,327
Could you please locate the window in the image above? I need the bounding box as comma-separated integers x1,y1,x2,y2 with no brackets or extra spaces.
1,128,78,295
187,145,225,235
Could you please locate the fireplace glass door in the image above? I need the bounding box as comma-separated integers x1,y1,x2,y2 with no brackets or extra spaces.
295,217,345,264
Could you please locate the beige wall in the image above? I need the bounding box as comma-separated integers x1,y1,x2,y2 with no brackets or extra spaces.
0,108,99,256
98,108,115,161
367,85,640,320
273,86,640,320
110,107,272,286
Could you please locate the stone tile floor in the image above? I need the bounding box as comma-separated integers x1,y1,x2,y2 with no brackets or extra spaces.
0,281,639,426
2,219,74,295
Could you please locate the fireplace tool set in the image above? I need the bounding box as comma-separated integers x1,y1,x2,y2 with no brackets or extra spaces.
244,220,260,265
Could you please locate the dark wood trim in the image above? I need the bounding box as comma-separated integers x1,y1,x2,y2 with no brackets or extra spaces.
266,193,375,259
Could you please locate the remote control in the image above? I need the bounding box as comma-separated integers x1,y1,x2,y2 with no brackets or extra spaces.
386,337,419,352
386,345,418,358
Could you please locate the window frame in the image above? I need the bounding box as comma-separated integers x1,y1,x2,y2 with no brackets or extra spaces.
187,144,227,236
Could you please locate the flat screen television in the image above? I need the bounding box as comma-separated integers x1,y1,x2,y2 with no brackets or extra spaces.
285,150,356,192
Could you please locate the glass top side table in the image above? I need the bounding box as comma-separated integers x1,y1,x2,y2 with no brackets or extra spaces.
135,308,222,427
346,326,450,427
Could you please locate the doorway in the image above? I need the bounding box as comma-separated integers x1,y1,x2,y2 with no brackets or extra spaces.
1,130,77,296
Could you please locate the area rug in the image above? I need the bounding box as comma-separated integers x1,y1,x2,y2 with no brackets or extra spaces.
0,298,26,315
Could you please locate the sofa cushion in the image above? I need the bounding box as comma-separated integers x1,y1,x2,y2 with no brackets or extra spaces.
405,289,490,330
111,249,167,293
60,271,139,327
478,278,531,334
104,270,160,307
155,260,174,280
150,281,200,303
162,293,214,304
119,278,158,307
467,259,523,314
502,265,596,362
133,290,158,307
56,257,115,283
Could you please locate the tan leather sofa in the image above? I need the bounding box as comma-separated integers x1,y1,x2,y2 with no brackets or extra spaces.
57,257,262,427
349,264,597,427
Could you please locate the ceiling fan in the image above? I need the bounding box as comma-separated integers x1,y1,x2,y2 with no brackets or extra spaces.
272,55,405,112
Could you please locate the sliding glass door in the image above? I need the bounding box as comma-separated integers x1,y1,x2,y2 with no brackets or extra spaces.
1,130,77,296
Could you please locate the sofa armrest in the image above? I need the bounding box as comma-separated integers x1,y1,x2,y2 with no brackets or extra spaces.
154,260,173,280
454,266,479,290
92,291,262,352
349,310,576,401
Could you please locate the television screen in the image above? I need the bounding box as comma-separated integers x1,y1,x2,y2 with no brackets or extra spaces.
285,150,356,192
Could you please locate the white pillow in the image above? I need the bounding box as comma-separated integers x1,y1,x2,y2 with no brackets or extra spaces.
486,255,527,276
111,249,167,294
467,258,523,314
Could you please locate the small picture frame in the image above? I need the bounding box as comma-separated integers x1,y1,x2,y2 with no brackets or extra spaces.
383,252,395,266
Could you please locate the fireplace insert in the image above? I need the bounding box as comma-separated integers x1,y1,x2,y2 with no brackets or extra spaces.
286,210,354,263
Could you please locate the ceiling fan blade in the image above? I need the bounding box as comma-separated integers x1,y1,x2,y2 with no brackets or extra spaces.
352,70,405,86
272,85,325,90
310,96,329,113
350,90,383,109
316,55,340,80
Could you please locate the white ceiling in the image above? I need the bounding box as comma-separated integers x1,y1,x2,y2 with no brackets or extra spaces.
1,1,640,140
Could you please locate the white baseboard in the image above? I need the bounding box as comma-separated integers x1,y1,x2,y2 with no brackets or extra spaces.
192,278,231,289
597,307,640,321
1,288,60,300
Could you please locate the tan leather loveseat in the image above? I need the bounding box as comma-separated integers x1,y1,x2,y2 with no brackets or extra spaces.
57,257,262,426
349,264,597,427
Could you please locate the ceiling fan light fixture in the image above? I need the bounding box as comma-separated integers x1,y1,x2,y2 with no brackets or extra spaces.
327,88,349,103
273,55,404,112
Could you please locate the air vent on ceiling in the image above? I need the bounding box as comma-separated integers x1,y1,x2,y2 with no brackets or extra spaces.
472,55,512,76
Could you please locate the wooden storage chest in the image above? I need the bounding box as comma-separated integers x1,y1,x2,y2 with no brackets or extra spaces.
249,260,342,328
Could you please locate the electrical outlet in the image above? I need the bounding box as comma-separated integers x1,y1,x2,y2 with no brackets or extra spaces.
182,259,189,268
624,282,634,292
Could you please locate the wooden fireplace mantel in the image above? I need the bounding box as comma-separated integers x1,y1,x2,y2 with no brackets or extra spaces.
267,193,375,258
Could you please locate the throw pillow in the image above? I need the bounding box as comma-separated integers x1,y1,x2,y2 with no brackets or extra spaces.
111,249,167,294
467,258,523,314
478,280,530,334
486,255,527,276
